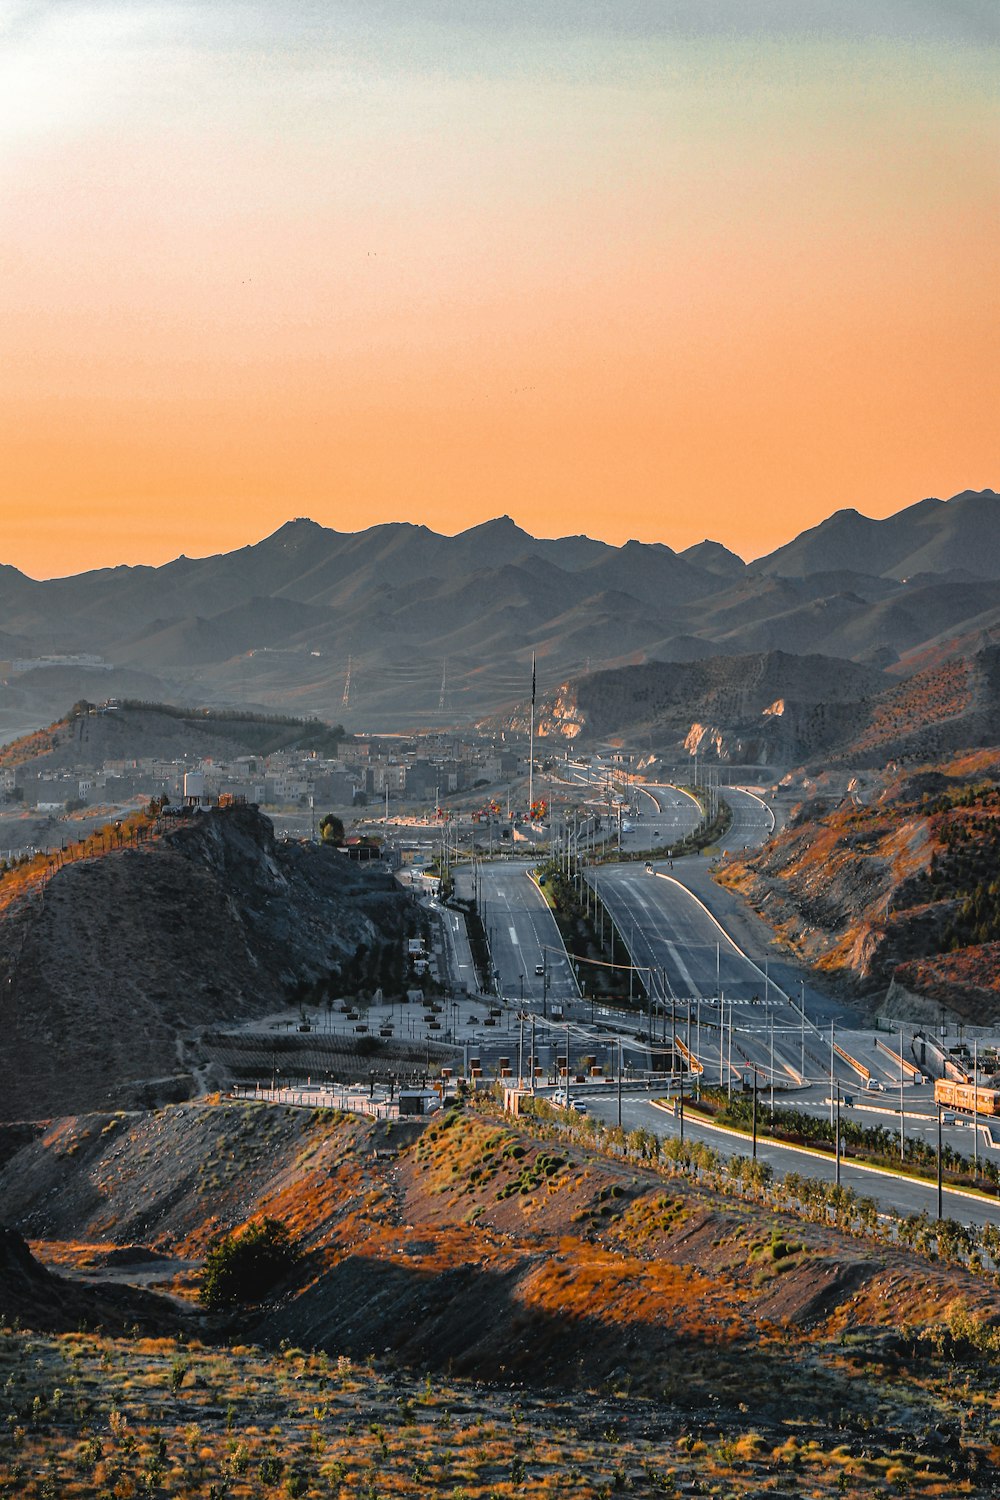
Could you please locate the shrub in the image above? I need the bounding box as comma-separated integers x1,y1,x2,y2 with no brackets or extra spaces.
200,1218,301,1310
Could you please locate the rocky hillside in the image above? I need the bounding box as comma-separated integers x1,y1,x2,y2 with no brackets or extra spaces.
0,699,347,773
719,753,1000,1023
525,650,886,762
524,644,1000,769
0,805,417,1121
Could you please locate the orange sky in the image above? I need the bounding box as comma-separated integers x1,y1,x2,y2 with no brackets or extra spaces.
1,5,996,579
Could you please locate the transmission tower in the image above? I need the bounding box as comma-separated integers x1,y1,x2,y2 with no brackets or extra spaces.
342,654,352,708
438,659,448,713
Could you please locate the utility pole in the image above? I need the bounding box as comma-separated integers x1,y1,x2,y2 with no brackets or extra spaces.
530,1014,536,1095
835,1083,842,1187
696,998,701,1098
719,999,724,1089
829,1023,835,1128
936,1104,943,1221
670,990,676,1082
617,1036,623,1128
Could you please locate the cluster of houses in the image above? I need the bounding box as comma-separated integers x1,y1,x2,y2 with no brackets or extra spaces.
2,732,525,819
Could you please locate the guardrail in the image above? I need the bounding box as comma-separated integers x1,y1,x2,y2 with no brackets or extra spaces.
873,1035,923,1082
833,1039,871,1083
233,1084,399,1119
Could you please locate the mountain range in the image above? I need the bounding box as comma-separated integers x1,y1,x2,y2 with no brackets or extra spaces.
1,488,997,739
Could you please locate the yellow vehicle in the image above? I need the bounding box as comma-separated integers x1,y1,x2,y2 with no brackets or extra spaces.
934,1077,1000,1117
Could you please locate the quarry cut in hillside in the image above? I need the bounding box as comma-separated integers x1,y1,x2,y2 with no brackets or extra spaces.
720,757,1000,1023
0,805,418,1121
520,644,1000,769
524,650,887,762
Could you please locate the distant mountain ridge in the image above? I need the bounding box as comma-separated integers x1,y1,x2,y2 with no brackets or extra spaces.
0,488,997,735
757,489,1000,580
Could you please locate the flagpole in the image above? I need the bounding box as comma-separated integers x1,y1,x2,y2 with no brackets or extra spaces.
528,651,535,824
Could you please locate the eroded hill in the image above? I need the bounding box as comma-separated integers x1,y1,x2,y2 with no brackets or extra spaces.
720,754,1000,1023
1,1094,998,1496
0,804,416,1120
523,645,1000,768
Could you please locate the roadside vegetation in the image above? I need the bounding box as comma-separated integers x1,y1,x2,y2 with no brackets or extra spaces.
3,1092,1000,1495
684,1085,1000,1198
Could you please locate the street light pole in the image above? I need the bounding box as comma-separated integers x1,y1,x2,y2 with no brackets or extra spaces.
752,1069,758,1160
899,1024,905,1162
973,1036,979,1182
936,1103,943,1221
829,1023,836,1128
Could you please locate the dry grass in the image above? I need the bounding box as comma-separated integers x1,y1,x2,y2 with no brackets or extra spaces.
1,1325,992,1499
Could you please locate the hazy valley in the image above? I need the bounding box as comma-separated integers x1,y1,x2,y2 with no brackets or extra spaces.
3,487,1000,1499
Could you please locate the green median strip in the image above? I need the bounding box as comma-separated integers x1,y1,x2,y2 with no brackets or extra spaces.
651,1098,1000,1205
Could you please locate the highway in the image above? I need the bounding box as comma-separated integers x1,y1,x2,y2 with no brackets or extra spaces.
584,1091,1000,1230
455,860,579,1014
619,782,702,854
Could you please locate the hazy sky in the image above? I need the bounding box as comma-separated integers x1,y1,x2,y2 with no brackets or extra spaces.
2,1,997,578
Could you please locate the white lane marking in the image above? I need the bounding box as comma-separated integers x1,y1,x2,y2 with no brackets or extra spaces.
666,941,699,995
732,786,775,834
652,873,795,1007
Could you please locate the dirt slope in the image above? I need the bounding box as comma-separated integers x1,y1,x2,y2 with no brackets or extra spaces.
720,757,1000,1020
1,1094,997,1471
0,805,417,1120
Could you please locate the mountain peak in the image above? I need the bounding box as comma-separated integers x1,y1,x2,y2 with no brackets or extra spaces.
459,515,528,539
681,540,746,577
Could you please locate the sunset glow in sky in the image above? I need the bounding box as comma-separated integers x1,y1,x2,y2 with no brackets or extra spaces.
2,1,997,578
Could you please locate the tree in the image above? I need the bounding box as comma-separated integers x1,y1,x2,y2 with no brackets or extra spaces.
319,812,345,846
199,1218,301,1310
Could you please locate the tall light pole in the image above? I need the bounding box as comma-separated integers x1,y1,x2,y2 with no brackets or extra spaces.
973,1036,979,1181
528,651,536,825
899,1024,905,1162
829,1023,836,1128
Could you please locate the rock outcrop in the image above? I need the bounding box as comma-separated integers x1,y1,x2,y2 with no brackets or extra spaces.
0,805,416,1120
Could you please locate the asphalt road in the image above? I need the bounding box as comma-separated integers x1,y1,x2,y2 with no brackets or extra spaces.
619,783,702,854
584,1092,1000,1229
459,861,579,1013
